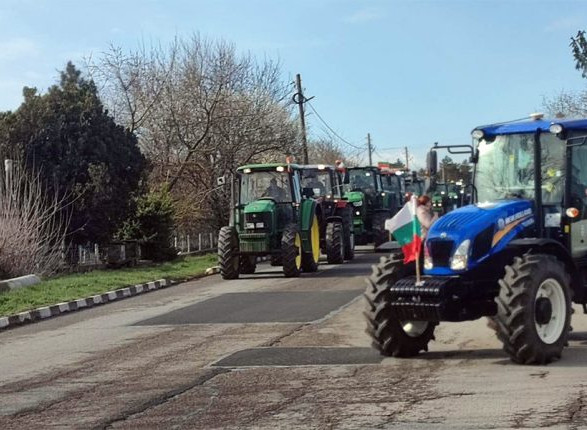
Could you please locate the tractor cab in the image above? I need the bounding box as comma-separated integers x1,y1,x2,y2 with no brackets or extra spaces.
344,166,395,247
404,174,425,201
378,163,406,213
300,164,355,262
364,117,587,365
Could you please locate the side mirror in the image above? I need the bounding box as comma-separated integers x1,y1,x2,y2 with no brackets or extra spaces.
217,175,226,186
427,150,438,177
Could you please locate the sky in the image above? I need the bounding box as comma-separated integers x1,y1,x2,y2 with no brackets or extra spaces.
1,0,586,168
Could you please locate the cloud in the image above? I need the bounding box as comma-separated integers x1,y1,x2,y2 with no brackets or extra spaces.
545,17,582,32
344,8,382,24
0,38,38,61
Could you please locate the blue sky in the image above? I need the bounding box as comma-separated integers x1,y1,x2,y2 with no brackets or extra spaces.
1,0,586,167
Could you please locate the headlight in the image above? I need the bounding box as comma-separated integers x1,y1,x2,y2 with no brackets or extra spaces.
355,210,361,216
255,222,264,228
450,239,471,271
549,123,563,135
472,129,484,139
353,201,363,207
424,244,433,270
245,222,255,229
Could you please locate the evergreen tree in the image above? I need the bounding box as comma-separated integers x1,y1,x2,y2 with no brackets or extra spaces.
0,62,145,244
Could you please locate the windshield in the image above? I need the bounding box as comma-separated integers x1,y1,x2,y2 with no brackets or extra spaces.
349,169,377,193
301,170,331,197
475,133,565,204
240,171,292,204
382,175,400,193
406,181,422,195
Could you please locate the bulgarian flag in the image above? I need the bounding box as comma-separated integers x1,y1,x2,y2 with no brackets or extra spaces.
384,196,422,263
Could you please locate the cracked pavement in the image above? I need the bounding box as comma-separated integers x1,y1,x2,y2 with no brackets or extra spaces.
2,249,587,429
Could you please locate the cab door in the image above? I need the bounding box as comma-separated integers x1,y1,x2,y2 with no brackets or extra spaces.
569,144,587,258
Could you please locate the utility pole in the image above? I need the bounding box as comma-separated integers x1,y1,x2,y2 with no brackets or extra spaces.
404,146,409,170
294,74,309,164
367,133,372,166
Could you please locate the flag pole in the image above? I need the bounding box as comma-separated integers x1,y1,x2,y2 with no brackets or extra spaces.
412,196,421,285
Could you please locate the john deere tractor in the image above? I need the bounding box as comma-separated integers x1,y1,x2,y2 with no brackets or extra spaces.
345,166,397,247
218,163,321,279
365,116,587,364
300,164,355,263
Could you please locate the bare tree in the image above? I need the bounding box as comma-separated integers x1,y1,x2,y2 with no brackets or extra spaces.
542,89,587,118
89,34,300,231
0,160,68,279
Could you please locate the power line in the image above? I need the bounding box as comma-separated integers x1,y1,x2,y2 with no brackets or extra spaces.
306,101,364,150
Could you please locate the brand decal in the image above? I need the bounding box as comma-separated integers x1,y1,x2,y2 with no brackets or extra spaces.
504,208,532,225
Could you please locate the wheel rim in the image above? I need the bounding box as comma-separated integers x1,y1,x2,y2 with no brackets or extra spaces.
294,233,302,269
534,278,566,344
400,321,429,337
311,215,320,263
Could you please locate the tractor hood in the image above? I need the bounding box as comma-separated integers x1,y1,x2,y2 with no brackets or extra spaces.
243,199,276,214
425,199,535,275
344,191,365,205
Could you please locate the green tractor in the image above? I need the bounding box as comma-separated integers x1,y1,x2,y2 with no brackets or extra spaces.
218,163,321,279
344,166,396,247
300,164,355,263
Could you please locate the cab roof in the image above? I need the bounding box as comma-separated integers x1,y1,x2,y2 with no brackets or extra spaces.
474,118,587,137
237,163,301,171
300,164,335,171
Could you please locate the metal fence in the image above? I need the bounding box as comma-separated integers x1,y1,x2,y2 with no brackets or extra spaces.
173,231,218,254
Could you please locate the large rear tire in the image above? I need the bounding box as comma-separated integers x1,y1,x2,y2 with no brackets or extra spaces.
239,255,257,274
282,224,302,277
364,254,436,357
326,221,344,264
494,253,572,364
218,226,239,280
372,211,391,248
341,208,355,260
301,215,320,272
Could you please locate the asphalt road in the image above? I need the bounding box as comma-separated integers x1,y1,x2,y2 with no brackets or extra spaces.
1,248,587,429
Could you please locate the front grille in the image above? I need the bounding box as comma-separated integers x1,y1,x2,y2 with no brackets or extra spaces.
472,225,494,261
428,239,454,267
244,212,272,232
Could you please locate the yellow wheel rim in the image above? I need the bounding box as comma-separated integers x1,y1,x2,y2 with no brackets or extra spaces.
294,232,302,269
311,215,320,263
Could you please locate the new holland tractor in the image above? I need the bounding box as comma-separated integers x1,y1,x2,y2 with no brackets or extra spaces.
344,166,396,247
364,116,587,364
300,164,355,263
218,162,321,279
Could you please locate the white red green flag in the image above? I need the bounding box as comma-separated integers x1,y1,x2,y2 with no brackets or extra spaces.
384,196,422,263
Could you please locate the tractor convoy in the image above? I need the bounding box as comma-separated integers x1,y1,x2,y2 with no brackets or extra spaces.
217,114,587,365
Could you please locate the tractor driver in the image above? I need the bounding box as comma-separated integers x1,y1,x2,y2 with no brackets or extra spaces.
304,174,326,196
263,177,287,202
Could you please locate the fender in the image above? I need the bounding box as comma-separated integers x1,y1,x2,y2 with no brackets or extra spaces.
507,238,586,303
325,215,343,224
299,199,318,253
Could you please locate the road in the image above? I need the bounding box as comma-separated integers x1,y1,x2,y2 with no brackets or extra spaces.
1,248,587,429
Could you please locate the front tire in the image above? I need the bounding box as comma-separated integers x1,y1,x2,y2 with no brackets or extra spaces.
341,208,355,260
364,254,436,357
494,253,572,364
301,215,320,272
282,224,302,277
218,226,239,280
326,221,344,264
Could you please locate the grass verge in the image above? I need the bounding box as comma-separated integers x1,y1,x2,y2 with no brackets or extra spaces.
0,253,217,317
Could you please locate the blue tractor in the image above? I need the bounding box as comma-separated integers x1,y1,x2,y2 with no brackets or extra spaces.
364,117,587,364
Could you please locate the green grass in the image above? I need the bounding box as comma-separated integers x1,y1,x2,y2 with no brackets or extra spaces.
0,253,217,317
